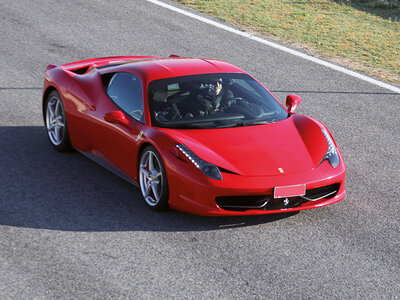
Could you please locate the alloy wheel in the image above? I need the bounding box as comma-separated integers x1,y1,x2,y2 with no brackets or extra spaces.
46,96,66,146
139,149,165,207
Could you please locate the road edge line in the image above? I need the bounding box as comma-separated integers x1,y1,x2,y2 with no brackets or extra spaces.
145,0,400,94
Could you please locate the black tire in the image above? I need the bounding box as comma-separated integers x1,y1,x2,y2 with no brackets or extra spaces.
44,90,72,152
138,146,169,211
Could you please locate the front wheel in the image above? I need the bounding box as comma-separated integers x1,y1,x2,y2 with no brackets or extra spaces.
139,146,169,211
44,90,72,152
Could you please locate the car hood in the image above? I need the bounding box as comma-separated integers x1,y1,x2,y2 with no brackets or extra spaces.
160,114,328,176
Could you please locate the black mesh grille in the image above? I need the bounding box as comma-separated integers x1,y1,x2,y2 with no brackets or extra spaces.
215,195,269,210
215,183,341,211
305,183,340,200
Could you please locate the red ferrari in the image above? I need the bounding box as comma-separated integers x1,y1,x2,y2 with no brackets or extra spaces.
42,55,346,216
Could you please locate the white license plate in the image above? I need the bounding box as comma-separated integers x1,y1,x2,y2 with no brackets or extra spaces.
274,184,306,198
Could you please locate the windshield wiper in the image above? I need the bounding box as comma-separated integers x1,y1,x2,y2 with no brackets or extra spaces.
161,123,205,129
216,120,274,128
213,121,247,128
243,120,271,126
234,121,247,127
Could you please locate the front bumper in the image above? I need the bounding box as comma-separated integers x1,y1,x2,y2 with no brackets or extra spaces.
165,151,346,216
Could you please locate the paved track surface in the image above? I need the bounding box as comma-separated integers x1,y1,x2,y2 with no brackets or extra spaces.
1,0,399,299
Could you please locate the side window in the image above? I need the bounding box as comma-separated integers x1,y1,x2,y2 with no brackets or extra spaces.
107,72,144,122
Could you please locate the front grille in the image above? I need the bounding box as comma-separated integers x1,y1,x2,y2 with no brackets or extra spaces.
216,183,341,211
303,183,340,201
215,195,270,211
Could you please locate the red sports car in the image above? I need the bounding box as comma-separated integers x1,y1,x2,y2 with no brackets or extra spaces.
42,55,346,216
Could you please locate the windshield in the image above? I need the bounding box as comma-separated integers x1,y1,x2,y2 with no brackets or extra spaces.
148,73,288,129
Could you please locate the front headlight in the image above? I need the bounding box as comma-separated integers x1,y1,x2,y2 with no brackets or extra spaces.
176,144,223,180
321,128,339,168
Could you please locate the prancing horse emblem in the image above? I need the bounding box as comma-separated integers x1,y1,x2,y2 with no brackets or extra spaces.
283,198,290,206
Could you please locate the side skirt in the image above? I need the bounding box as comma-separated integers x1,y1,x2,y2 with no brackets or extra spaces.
76,149,138,187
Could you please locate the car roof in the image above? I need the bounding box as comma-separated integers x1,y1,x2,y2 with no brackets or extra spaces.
98,57,247,82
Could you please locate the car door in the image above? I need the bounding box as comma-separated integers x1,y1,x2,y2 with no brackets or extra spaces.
91,72,146,181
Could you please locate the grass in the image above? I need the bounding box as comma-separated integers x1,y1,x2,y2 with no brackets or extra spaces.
174,0,400,84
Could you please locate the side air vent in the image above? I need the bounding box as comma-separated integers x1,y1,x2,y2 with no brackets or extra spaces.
69,65,91,75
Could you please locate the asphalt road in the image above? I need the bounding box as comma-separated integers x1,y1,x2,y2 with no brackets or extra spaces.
1,0,399,299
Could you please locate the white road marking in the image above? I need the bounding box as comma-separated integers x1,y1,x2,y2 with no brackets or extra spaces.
146,0,400,94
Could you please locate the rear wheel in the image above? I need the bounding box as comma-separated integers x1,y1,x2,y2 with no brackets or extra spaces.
44,90,72,152
139,146,169,210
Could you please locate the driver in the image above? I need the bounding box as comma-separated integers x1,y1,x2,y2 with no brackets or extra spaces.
195,78,235,116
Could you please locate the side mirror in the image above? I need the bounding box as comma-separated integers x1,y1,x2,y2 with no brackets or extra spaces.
104,111,130,127
286,94,302,113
